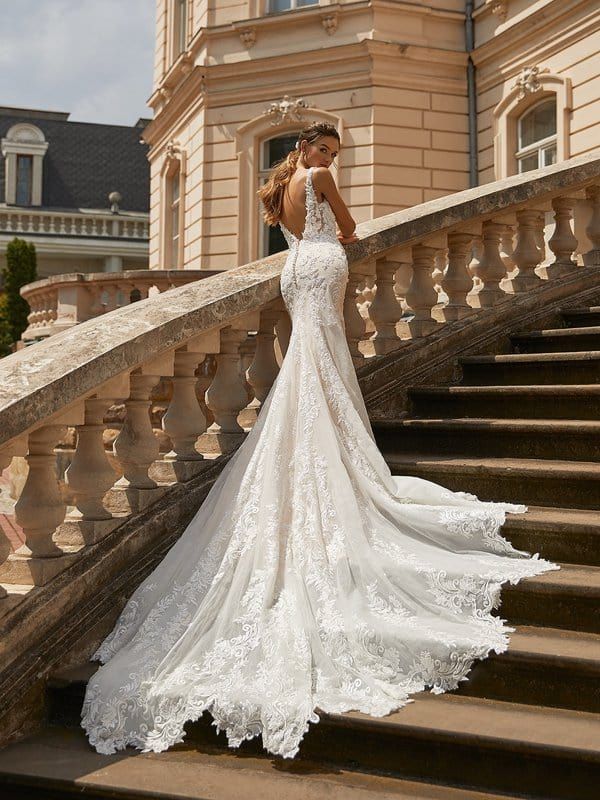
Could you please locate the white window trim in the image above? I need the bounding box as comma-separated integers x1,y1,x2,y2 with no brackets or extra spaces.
265,0,319,13
234,107,342,266
168,0,190,66
1,123,48,206
493,71,571,180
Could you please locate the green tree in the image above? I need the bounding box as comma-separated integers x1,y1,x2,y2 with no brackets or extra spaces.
0,294,13,357
0,237,37,351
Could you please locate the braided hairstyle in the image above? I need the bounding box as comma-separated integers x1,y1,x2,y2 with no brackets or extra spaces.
257,121,340,226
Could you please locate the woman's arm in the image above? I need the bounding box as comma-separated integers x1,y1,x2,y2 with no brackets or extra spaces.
313,167,359,242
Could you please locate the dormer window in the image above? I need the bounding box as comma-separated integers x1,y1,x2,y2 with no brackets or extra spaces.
267,0,319,13
16,154,33,205
1,123,48,206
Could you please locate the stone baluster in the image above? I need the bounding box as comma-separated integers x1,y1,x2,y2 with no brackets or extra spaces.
433,249,448,299
467,221,508,308
500,225,515,273
1,408,85,586
369,258,404,354
274,304,292,364
583,185,600,267
247,307,281,405
535,210,550,268
200,313,260,454
156,330,220,481
467,235,483,286
344,262,373,360
0,437,27,596
437,232,474,321
503,208,544,293
110,352,174,513
546,196,578,279
401,244,441,338
56,375,130,547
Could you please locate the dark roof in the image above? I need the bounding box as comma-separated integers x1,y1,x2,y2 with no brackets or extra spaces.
0,107,150,213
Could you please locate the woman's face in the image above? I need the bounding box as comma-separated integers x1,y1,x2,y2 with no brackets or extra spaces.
302,135,339,168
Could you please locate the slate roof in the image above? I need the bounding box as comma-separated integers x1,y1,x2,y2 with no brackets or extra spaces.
0,107,150,213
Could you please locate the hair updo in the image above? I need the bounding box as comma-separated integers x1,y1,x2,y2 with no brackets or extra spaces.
257,121,340,227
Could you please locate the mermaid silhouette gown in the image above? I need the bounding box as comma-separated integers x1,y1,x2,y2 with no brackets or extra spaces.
81,166,560,759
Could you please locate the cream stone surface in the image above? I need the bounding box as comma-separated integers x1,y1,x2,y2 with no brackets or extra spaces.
140,0,599,273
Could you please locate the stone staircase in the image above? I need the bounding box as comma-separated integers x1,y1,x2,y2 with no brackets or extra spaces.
0,305,599,799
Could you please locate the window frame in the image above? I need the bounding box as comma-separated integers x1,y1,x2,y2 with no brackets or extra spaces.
515,98,558,174
266,0,319,13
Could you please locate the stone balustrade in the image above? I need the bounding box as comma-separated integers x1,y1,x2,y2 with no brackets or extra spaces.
0,207,149,240
19,269,221,342
1,150,599,607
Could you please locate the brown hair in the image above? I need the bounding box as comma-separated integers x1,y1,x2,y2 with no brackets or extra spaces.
256,121,340,226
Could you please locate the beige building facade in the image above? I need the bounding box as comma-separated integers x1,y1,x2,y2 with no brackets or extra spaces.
142,0,600,272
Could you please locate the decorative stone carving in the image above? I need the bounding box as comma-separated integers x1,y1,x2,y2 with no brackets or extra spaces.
320,13,338,35
264,95,312,126
239,27,256,48
513,66,549,99
486,0,508,21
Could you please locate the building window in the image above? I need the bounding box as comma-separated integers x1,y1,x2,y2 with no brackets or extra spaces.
259,132,300,257
16,154,33,205
169,169,181,267
173,0,187,59
266,0,319,13
516,98,557,173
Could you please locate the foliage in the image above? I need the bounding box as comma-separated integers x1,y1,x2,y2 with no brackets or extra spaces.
0,237,37,353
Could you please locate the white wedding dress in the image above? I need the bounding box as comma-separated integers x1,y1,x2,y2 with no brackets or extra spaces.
81,166,560,759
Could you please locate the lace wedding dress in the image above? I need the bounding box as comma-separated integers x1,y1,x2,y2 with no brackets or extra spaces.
81,166,560,760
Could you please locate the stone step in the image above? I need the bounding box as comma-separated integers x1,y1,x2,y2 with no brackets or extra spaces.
373,417,600,462
458,350,600,385
407,385,600,420
500,505,600,567
385,453,600,512
36,679,600,800
0,725,515,800
451,623,600,712
562,306,600,327
511,325,600,353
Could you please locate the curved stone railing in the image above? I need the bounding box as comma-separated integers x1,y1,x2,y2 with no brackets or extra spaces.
1,151,599,608
19,269,221,342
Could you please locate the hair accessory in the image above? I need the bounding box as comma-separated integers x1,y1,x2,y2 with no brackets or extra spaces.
295,140,300,149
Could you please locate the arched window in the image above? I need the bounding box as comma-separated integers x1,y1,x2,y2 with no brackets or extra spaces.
267,0,318,12
259,132,300,257
516,98,557,173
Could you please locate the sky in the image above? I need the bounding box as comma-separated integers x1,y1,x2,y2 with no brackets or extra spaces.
0,0,156,127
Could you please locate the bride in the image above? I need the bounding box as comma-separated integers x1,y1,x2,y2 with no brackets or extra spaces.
81,121,560,760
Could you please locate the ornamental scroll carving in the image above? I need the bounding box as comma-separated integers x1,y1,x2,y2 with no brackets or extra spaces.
263,95,313,127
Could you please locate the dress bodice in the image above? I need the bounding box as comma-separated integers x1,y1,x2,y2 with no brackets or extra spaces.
279,166,339,247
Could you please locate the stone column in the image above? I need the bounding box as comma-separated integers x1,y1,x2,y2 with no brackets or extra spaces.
437,232,474,322
369,258,405,354
545,196,578,279
467,221,508,308
247,307,281,406
109,352,174,513
344,262,372,361
503,208,544,293
400,244,440,338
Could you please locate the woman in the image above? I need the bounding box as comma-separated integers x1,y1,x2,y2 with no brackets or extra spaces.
81,121,560,760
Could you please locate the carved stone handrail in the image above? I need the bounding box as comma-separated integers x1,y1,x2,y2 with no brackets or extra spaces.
0,149,599,604
19,269,222,341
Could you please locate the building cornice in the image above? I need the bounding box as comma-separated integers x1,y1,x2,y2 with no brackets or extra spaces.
473,0,597,69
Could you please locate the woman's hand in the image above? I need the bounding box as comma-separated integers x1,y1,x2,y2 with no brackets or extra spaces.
337,232,360,245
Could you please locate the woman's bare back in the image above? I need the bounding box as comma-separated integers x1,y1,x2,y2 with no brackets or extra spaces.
279,168,325,241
